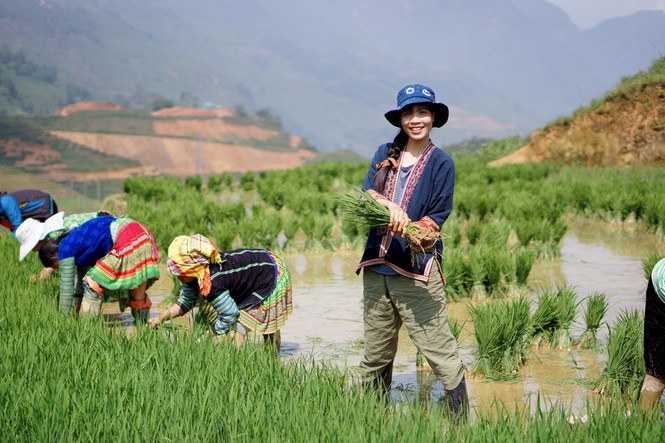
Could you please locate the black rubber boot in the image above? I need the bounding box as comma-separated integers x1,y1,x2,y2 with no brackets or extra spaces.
444,376,469,424
363,360,394,404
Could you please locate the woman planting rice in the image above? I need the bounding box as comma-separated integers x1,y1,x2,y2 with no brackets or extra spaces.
37,215,160,323
149,234,292,350
638,257,665,410
16,211,116,281
355,84,468,419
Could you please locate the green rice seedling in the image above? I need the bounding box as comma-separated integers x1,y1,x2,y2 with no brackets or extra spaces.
642,252,665,280
482,246,508,298
548,218,568,244
448,316,465,343
441,247,468,300
575,292,608,349
467,245,487,300
513,218,539,247
212,218,237,251
313,213,335,250
530,287,559,347
281,212,301,251
468,297,531,377
593,309,645,400
481,221,510,248
512,246,535,287
466,220,483,246
443,216,462,247
550,285,577,350
238,219,261,248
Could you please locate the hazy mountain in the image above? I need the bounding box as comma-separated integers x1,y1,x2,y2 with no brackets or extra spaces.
0,0,663,157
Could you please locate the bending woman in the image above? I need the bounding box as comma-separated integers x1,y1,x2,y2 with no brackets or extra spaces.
149,234,292,350
38,215,160,323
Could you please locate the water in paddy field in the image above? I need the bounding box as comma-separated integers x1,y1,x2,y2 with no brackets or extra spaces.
105,218,659,416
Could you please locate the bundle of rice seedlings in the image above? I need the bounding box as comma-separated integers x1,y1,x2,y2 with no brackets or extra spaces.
550,285,577,350
530,288,559,347
467,245,487,300
466,221,483,246
513,218,539,247
441,248,468,300
337,190,440,256
575,292,608,349
482,246,508,298
530,285,578,349
468,297,531,377
512,246,535,286
593,309,645,400
643,252,665,280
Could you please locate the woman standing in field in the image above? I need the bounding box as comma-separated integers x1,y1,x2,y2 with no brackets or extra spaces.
150,234,292,350
37,215,160,323
638,257,665,410
356,84,468,418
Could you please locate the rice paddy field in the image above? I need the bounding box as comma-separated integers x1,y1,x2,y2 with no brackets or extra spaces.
2,148,665,440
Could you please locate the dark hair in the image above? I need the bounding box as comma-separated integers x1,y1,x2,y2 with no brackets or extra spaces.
373,129,408,193
38,239,60,268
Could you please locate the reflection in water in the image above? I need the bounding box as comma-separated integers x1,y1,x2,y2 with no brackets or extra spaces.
111,221,657,416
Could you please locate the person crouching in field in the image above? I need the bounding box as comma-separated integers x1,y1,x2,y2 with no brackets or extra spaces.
37,215,160,323
639,257,665,410
149,234,292,351
0,189,58,233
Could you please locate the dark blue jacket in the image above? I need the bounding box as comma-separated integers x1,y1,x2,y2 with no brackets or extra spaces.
356,143,455,280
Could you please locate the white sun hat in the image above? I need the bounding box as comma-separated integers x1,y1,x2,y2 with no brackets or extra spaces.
16,212,65,261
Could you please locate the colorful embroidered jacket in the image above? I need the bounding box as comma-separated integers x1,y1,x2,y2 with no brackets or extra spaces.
176,248,277,334
356,142,455,281
57,216,116,314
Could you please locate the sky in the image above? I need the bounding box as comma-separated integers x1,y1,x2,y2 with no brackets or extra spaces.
546,0,665,28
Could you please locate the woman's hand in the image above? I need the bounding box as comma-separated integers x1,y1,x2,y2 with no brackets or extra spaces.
148,316,161,329
387,201,411,237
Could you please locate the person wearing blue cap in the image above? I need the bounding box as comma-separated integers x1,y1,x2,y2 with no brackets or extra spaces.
355,84,468,419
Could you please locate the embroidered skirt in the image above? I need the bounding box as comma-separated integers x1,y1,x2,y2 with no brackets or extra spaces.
239,252,293,334
86,219,160,292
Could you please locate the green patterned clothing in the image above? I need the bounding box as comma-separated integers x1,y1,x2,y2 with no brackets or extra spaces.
46,212,99,241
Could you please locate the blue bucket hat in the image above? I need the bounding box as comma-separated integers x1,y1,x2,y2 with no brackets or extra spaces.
384,84,449,128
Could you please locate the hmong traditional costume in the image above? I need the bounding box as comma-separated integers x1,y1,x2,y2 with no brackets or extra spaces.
57,216,159,314
168,235,292,335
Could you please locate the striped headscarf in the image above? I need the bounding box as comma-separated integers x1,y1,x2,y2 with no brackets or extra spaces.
167,234,222,296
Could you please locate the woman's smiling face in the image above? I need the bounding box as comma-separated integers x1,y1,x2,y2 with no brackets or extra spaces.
400,104,434,141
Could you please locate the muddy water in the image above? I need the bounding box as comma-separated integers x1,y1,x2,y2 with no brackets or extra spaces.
106,218,659,415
